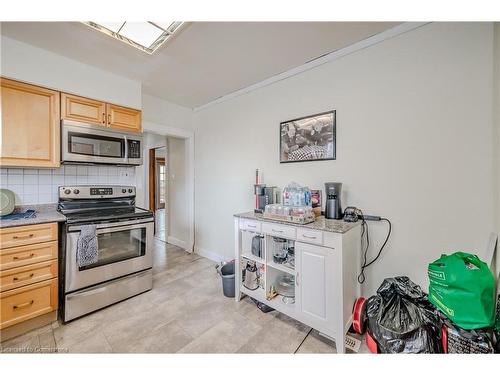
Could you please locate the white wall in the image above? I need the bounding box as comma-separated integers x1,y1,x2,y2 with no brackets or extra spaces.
0,166,135,205
192,23,496,295
495,23,500,238
0,35,142,108
135,132,168,209
142,94,194,132
167,137,190,249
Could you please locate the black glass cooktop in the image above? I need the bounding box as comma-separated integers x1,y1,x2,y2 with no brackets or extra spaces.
62,206,153,224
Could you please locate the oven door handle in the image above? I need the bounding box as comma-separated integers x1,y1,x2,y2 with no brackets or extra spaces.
67,218,153,232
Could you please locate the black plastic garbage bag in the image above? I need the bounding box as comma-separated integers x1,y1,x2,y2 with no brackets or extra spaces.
440,313,495,353
366,276,443,353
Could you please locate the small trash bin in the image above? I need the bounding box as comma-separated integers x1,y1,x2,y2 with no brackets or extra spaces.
216,261,235,298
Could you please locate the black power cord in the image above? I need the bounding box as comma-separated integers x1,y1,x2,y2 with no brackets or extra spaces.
357,217,392,284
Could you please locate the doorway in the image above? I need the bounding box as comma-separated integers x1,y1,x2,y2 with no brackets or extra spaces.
149,146,167,242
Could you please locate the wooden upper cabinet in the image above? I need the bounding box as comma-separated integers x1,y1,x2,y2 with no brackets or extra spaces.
62,93,141,133
1,78,60,168
106,103,142,133
61,93,106,126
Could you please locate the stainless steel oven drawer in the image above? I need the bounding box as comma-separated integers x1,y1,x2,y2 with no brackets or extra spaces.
64,269,152,322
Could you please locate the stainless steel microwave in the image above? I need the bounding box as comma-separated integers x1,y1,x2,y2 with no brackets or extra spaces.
61,120,143,166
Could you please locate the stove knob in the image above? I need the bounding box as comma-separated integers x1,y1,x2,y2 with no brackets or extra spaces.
64,189,71,195
128,189,133,193
122,189,127,193
73,189,80,195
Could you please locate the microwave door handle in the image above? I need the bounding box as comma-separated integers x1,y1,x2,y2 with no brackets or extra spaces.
124,136,129,164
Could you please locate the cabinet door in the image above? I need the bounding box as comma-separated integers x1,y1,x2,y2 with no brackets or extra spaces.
61,93,106,125
296,241,337,333
106,103,142,133
1,78,60,168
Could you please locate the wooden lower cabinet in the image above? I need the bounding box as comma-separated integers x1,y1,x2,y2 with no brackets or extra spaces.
1,260,58,292
0,222,58,250
0,78,60,168
0,279,57,329
0,223,59,334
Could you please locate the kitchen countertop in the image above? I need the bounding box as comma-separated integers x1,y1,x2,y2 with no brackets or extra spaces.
234,211,360,234
0,204,66,228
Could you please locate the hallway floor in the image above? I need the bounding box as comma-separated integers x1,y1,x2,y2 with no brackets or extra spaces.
154,208,166,242
1,239,367,353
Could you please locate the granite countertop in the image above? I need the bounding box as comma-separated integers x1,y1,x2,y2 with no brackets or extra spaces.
234,211,360,234
0,204,66,228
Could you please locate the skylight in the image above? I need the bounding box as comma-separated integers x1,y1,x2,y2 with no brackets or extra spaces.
84,21,184,54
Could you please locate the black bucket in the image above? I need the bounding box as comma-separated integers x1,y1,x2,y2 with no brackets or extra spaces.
216,262,235,298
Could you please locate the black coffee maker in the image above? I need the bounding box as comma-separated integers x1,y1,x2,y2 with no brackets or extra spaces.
325,182,342,219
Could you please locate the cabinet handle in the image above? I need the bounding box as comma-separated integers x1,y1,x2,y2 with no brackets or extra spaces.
302,234,317,239
13,273,35,281
13,300,34,310
272,229,284,233
247,224,256,228
296,272,299,286
13,233,34,240
108,114,111,124
102,113,106,124
13,253,35,260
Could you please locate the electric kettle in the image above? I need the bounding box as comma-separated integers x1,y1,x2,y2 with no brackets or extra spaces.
243,261,259,290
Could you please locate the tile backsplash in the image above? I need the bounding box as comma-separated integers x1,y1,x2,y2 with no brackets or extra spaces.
0,165,136,205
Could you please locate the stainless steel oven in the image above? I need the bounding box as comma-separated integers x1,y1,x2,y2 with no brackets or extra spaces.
61,120,143,166
65,218,153,293
58,185,154,322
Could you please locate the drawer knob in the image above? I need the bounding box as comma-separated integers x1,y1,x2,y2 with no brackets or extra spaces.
13,253,35,260
13,233,34,240
13,273,35,282
13,300,34,310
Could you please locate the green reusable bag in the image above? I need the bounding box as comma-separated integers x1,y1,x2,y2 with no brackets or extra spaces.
428,251,495,330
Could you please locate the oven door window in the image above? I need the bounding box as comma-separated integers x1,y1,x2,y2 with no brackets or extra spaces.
79,227,146,271
68,132,125,158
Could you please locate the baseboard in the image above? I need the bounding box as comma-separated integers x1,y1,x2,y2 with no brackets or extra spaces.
194,246,230,264
167,236,188,250
1,310,57,342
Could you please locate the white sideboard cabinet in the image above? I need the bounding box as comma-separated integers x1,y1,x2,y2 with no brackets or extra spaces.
234,212,361,353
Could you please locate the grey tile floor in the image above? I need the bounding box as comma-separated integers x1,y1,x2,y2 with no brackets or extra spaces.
1,239,367,353
154,209,166,242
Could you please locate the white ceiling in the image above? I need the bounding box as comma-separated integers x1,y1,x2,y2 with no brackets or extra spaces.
1,22,400,108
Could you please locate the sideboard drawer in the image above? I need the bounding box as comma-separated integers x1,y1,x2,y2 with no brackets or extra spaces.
241,220,261,233
296,228,323,246
0,223,58,249
0,241,58,271
262,222,296,240
323,232,341,249
0,260,58,292
0,278,57,329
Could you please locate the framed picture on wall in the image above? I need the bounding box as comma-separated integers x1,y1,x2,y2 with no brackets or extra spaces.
279,110,336,163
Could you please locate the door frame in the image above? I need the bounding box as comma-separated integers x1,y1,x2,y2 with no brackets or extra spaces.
148,148,156,212
143,121,195,253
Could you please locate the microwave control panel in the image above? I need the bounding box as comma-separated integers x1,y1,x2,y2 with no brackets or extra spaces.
128,140,141,159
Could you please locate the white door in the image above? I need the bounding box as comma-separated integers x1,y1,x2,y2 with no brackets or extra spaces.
296,241,337,335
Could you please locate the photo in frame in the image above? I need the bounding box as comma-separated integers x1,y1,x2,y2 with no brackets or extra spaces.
280,110,336,163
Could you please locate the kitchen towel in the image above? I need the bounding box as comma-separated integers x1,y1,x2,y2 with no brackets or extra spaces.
77,224,99,267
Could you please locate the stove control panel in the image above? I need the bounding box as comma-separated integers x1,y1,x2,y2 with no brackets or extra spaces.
90,187,113,196
59,186,135,199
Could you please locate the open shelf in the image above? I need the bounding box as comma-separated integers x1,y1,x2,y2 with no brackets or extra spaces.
266,261,294,275
242,252,265,264
241,284,266,301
